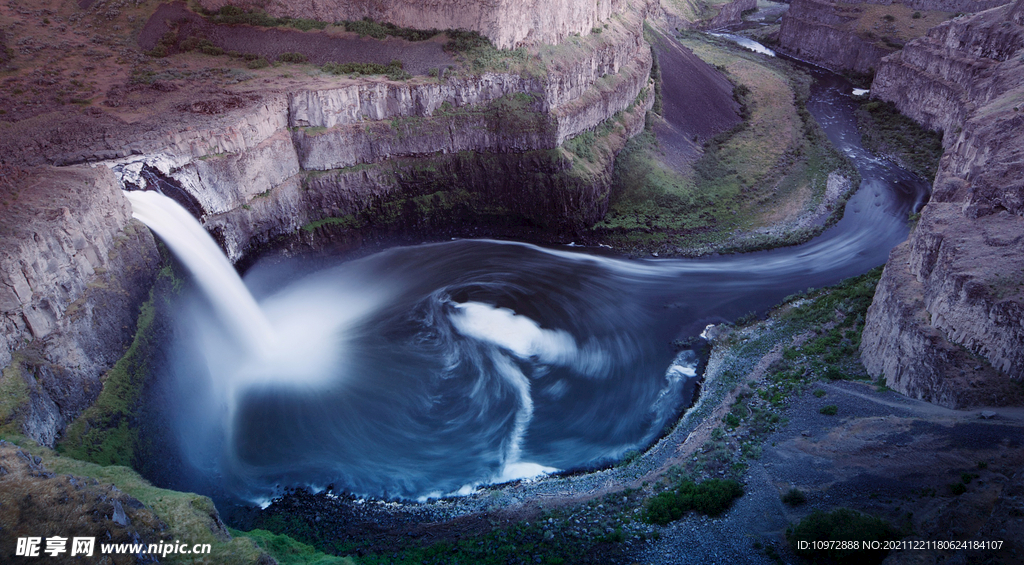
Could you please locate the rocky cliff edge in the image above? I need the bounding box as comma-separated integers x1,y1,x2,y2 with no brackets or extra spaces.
861,0,1024,407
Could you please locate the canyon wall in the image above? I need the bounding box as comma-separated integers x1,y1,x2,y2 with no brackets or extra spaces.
197,0,630,49
778,0,1012,75
778,0,894,75
860,0,1024,407
0,166,160,446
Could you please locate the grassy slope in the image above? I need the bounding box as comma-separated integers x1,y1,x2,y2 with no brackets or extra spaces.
593,33,854,255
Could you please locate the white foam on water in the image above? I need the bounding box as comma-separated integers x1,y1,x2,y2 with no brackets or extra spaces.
493,461,559,483
852,88,870,96
450,301,577,364
449,302,568,487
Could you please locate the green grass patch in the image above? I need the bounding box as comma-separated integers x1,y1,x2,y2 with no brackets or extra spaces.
321,60,410,80
0,357,31,436
644,479,744,524
856,99,943,181
6,437,267,564
279,52,308,64
57,295,156,466
593,33,857,255
342,18,439,41
57,264,182,467
787,508,901,565
205,6,329,31
232,529,354,565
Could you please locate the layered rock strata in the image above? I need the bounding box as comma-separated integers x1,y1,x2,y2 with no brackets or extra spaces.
778,0,1012,75
118,3,655,261
779,0,894,74
861,0,1024,407
198,0,631,49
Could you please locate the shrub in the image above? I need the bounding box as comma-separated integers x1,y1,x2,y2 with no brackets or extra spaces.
813,389,827,398
343,17,439,41
787,509,899,565
949,482,967,495
444,29,490,52
781,488,807,506
912,11,922,18
820,405,838,416
321,60,407,79
644,479,744,524
246,57,269,69
278,52,308,64
882,14,896,22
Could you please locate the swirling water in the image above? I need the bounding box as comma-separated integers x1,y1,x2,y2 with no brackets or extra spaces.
138,70,928,504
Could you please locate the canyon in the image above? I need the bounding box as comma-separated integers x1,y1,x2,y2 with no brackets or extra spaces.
0,0,667,448
1,0,1024,562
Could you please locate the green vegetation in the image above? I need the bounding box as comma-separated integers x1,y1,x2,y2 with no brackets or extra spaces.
146,30,177,58
233,529,354,565
279,52,309,64
787,508,900,565
819,404,839,415
594,33,858,256
645,478,744,524
856,99,943,181
57,265,179,466
0,356,31,436
321,60,410,80
205,5,329,31
177,36,224,56
57,296,155,466
7,437,268,564
782,487,807,506
343,18,439,41
251,489,647,565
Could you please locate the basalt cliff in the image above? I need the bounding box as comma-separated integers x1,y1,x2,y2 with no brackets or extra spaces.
778,0,1012,75
198,0,629,49
860,0,1024,407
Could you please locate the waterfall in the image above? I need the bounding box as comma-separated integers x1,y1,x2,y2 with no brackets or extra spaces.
124,190,275,356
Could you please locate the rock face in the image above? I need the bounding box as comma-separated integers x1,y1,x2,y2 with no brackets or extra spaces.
871,2,1023,133
198,0,631,49
861,0,1024,407
778,0,1012,75
779,0,894,75
0,166,160,445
